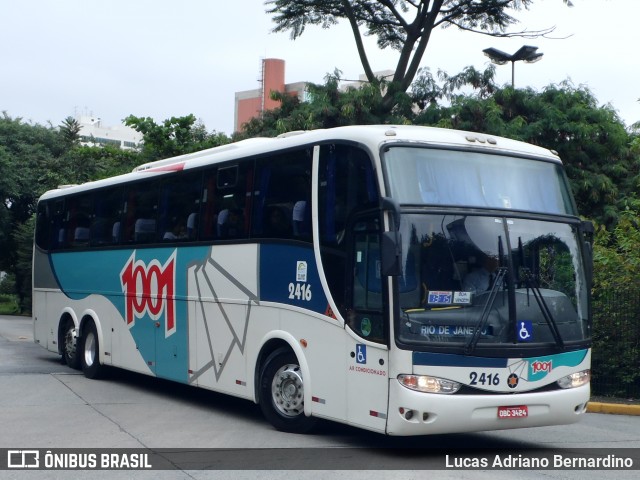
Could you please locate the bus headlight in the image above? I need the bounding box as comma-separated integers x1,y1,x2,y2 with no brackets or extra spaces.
557,370,590,389
398,374,461,394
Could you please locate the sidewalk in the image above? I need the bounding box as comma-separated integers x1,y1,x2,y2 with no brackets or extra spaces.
588,401,640,416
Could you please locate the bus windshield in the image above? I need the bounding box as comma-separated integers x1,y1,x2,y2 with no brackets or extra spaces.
382,146,588,353
383,146,576,215
395,214,589,351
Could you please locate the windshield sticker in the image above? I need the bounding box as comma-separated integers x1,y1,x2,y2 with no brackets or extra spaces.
428,291,473,305
360,317,372,337
453,291,472,304
517,320,533,342
427,291,452,305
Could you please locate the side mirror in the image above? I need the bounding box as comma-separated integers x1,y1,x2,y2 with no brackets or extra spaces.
381,231,402,277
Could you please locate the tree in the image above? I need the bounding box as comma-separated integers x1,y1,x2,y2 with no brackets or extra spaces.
59,116,82,147
0,113,66,269
415,81,635,226
266,0,560,115
124,114,231,162
240,69,401,136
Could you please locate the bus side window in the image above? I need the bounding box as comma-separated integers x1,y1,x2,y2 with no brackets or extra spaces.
66,194,93,248
35,201,51,251
91,187,123,246
252,149,312,241
158,172,202,242
214,163,253,240
318,144,380,326
199,169,218,240
123,181,159,244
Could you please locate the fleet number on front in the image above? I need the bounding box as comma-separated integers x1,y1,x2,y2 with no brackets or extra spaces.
288,282,312,301
469,371,500,386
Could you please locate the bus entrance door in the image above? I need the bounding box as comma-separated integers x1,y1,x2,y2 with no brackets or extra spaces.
345,227,389,432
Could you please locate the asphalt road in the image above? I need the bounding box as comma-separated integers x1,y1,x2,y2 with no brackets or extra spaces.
1,315,639,479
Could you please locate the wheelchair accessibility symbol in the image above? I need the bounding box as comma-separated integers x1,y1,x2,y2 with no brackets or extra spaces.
356,344,367,364
517,321,533,342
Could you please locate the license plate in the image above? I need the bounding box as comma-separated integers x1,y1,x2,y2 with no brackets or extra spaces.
498,405,529,419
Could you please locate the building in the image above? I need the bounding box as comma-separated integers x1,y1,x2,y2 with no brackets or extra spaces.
234,59,395,133
234,59,307,132
77,115,142,149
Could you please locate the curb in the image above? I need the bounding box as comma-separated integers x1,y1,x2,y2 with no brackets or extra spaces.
587,402,640,416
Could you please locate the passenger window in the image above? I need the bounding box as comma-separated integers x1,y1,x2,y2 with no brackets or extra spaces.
35,201,51,251
65,194,93,248
91,187,123,246
158,172,202,241
122,181,159,244
252,150,312,241
199,168,218,240
211,163,253,240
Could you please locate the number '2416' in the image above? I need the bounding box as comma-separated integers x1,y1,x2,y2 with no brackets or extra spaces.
288,282,312,301
469,371,500,386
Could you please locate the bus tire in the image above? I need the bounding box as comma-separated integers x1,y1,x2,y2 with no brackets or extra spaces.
259,348,316,434
62,318,81,370
80,321,104,379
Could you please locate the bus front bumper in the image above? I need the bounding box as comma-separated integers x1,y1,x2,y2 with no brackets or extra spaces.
386,380,590,436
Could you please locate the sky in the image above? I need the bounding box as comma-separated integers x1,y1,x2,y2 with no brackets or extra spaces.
1,0,639,136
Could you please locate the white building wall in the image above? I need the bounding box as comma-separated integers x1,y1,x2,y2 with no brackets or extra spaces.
77,116,142,149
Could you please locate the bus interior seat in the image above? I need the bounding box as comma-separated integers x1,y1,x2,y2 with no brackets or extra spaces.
134,218,156,242
292,200,310,237
73,226,90,246
187,212,198,239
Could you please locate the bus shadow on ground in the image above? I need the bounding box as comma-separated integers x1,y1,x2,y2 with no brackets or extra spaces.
69,364,541,453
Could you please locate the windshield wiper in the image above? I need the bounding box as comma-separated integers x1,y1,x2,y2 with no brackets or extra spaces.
464,267,507,355
521,268,564,348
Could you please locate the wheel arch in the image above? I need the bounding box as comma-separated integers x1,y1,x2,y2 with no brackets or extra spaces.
253,331,310,413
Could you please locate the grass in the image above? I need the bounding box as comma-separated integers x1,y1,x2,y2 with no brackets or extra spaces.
0,294,20,315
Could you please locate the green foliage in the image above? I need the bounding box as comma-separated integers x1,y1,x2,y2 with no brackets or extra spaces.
266,0,551,115
59,116,82,147
592,210,640,292
12,215,34,314
0,113,67,275
124,114,231,162
413,82,635,226
0,112,233,312
0,273,16,295
0,294,19,315
590,209,640,397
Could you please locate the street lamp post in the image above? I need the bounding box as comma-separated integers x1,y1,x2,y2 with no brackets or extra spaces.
482,45,543,88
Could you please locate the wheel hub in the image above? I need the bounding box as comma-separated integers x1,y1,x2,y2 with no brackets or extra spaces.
271,364,304,417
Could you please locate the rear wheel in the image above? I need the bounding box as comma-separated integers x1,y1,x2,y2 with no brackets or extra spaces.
259,348,316,433
62,319,81,370
80,322,104,379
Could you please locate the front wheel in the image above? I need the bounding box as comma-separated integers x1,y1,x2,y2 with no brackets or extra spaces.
259,348,316,433
80,322,105,379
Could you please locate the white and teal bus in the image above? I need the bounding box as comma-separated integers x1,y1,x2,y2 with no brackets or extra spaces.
33,125,592,435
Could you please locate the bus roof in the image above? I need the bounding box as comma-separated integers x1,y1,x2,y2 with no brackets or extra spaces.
39,125,560,200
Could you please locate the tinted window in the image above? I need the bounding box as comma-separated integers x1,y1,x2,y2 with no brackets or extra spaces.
91,187,123,246
252,149,312,241
122,181,159,243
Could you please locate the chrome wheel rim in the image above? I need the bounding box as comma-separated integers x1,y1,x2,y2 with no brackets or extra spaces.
271,364,304,417
64,326,76,359
84,331,96,367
